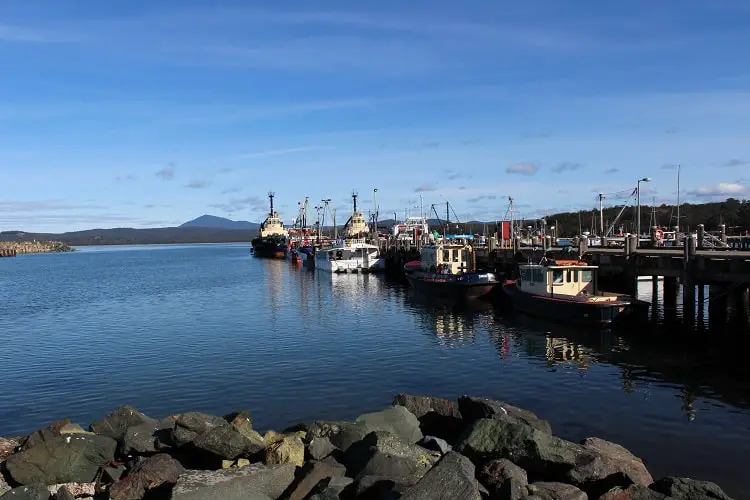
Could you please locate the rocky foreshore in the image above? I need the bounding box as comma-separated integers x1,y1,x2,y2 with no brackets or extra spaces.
0,394,735,500
0,241,74,256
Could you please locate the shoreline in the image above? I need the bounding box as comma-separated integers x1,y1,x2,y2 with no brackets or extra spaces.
0,241,74,256
0,394,734,500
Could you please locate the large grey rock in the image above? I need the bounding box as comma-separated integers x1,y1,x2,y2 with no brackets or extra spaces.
171,412,226,447
308,476,354,500
567,438,653,496
527,481,588,500
352,475,408,499
393,394,461,419
19,421,85,452
344,431,439,486
1,468,11,497
307,436,338,460
400,452,481,500
600,485,668,500
120,419,174,456
192,423,265,460
284,460,346,500
355,406,423,444
418,436,452,455
458,396,552,434
171,463,296,500
1,437,19,460
109,453,184,500
478,458,528,500
0,484,50,500
649,477,733,500
456,418,582,480
5,435,117,485
90,406,156,441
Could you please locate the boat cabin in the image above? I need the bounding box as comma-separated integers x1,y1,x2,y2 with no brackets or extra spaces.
344,211,370,238
259,212,288,238
319,238,379,261
517,261,598,297
419,242,476,275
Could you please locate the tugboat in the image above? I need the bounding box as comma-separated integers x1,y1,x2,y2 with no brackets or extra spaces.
251,192,288,259
404,236,499,300
502,259,649,327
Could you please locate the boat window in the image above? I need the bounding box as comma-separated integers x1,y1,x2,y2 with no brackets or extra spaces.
533,268,544,282
582,270,593,282
573,271,579,283
566,270,572,282
520,268,529,281
443,249,450,262
552,269,564,284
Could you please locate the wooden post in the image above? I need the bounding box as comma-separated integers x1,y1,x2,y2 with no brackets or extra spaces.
578,235,589,258
664,276,678,324
720,224,727,244
697,224,705,249
682,234,697,329
697,284,706,330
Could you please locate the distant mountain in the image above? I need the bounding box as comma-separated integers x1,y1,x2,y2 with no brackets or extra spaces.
180,215,259,230
0,227,254,246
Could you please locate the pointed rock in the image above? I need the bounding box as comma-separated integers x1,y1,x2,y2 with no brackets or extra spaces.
527,481,587,500
109,453,184,500
283,460,346,500
265,435,304,467
171,412,226,447
478,458,528,500
5,435,117,485
600,485,668,500
1,484,51,500
393,395,461,419
90,406,156,441
400,452,481,500
649,477,733,500
567,438,653,496
192,423,265,461
355,406,423,444
171,463,296,500
458,396,552,434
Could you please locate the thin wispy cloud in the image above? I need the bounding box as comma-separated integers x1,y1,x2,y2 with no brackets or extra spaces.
0,24,74,44
186,179,210,189
225,146,329,161
115,174,137,183
0,200,106,212
661,164,678,170
723,158,749,167
209,196,267,214
414,183,437,193
604,168,620,174
155,165,175,180
221,187,242,195
506,162,539,176
551,161,582,174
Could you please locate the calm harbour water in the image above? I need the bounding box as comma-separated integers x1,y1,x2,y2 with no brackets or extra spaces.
1,243,749,497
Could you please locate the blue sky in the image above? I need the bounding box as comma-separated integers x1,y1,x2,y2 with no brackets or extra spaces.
1,0,749,232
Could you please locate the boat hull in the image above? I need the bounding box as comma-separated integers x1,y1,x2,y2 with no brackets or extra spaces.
405,270,498,300
251,237,287,259
502,281,648,327
315,257,385,273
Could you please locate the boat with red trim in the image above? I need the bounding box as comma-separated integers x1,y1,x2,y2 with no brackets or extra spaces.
404,237,499,300
502,259,649,327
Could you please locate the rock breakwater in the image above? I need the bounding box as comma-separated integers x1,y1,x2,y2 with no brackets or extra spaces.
0,241,74,256
0,395,734,499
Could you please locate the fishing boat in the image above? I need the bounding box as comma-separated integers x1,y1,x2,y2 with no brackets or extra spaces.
314,238,384,273
502,259,649,327
251,192,288,259
404,237,499,300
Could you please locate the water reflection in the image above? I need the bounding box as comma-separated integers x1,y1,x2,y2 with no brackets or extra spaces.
404,293,494,347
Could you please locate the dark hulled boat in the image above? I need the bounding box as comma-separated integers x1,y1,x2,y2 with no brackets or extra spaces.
404,238,499,300
251,192,288,259
502,259,649,327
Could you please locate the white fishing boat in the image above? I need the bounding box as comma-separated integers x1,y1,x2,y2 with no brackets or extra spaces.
314,238,385,273
392,216,430,242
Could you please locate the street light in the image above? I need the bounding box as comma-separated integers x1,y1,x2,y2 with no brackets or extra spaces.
636,177,652,243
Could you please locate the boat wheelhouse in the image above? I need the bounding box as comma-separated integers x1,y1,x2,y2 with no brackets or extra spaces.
503,260,649,326
343,192,370,239
404,239,498,300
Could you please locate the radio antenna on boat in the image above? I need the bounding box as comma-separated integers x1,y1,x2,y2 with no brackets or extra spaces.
268,191,275,215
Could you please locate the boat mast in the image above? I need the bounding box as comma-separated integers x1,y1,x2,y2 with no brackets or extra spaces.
676,164,681,234
598,193,605,237
268,191,275,217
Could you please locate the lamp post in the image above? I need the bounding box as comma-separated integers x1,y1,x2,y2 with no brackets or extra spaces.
636,177,652,244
